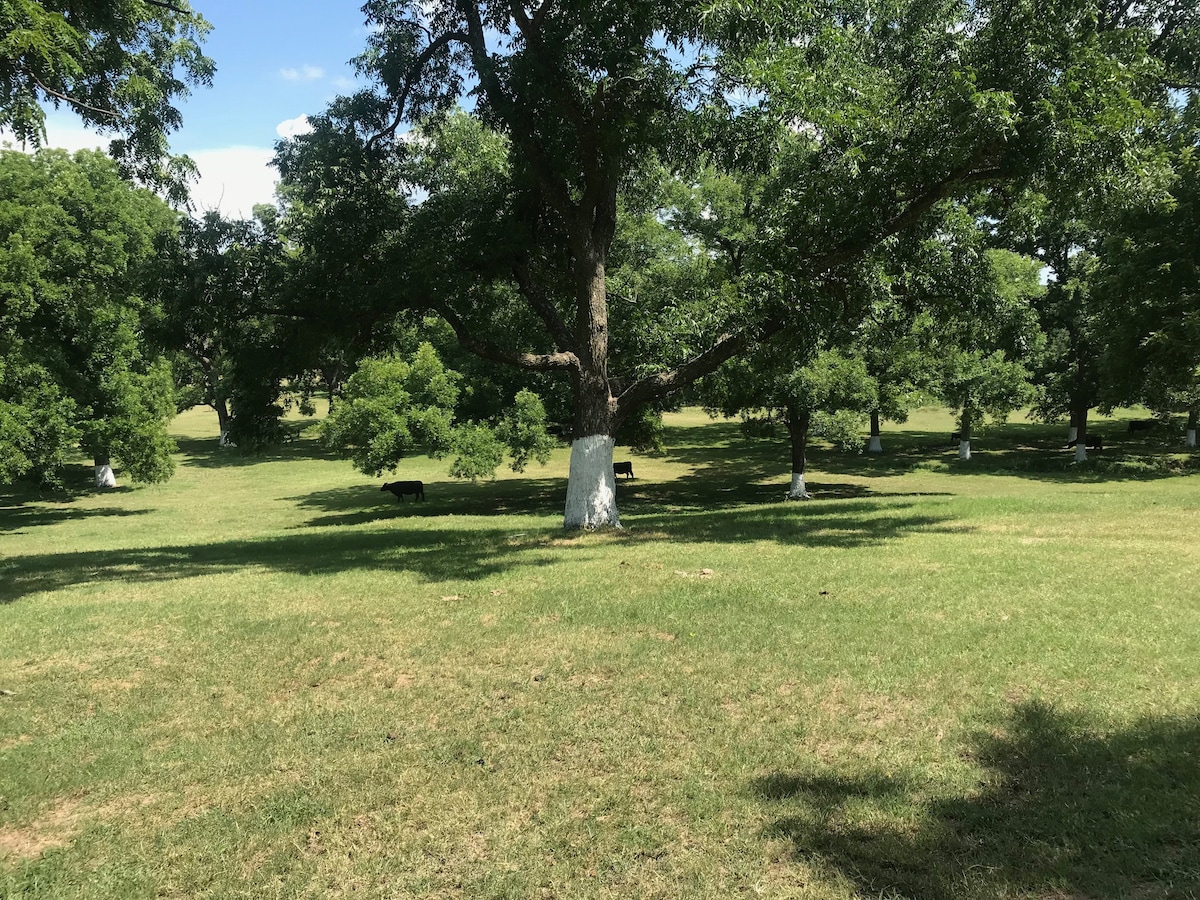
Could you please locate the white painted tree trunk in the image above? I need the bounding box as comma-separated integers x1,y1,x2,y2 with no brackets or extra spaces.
95,464,116,489
788,472,811,500
563,435,621,529
1188,429,1197,448
218,430,235,448
1074,443,1088,463
867,436,883,453
1068,426,1078,443
958,440,971,460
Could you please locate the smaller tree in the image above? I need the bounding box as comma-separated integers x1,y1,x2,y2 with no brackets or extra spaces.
320,345,459,477
930,249,1042,460
156,211,282,446
321,344,556,483
706,346,877,499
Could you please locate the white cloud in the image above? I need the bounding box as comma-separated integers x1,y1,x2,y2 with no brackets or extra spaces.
276,115,314,139
3,113,279,219
188,146,279,218
280,64,324,82
1,115,109,154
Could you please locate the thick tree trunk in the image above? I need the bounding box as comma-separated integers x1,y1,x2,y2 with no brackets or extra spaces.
787,408,811,500
1074,407,1090,463
1068,408,1080,444
563,244,621,529
867,410,883,454
94,456,116,489
564,435,619,528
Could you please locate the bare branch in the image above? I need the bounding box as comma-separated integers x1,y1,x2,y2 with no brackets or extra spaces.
143,0,189,14
814,148,1008,273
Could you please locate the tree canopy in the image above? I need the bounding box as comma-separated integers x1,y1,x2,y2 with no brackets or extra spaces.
0,0,214,198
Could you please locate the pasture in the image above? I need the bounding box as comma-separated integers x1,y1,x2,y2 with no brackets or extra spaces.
2,407,1199,899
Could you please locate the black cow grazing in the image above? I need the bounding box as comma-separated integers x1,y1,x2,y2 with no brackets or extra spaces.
1128,418,1156,433
613,461,635,480
949,431,965,442
382,480,424,502
1066,435,1103,451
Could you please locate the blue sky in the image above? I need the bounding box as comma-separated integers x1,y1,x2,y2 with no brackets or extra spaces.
27,1,377,216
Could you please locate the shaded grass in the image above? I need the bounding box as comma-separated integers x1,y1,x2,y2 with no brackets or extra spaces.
2,406,1200,898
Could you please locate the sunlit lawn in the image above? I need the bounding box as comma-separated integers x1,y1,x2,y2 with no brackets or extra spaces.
2,406,1199,898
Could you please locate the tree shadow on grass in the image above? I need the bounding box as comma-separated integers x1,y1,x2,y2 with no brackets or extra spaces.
0,525,573,605
0,504,150,534
754,701,1200,899
174,434,338,470
661,418,1199,485
288,477,569,527
2,491,963,605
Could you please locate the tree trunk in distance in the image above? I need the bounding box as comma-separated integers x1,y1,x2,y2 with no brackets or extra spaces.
787,409,811,499
1188,408,1197,448
95,456,117,488
215,400,234,447
867,410,883,453
1074,407,1089,462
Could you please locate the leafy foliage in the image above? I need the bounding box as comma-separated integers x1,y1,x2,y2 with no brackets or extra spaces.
495,389,556,474
0,147,178,487
321,345,459,477
0,0,215,200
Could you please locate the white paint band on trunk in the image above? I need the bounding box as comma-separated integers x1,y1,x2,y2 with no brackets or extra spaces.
867,435,882,453
958,440,971,460
1188,429,1197,448
1074,443,1088,463
219,430,235,447
563,434,621,529
95,464,116,489
788,472,810,500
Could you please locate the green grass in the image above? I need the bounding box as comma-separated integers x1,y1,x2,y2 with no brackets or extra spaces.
2,406,1199,898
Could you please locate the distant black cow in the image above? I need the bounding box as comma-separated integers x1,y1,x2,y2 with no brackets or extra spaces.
1066,435,1103,451
613,461,634,480
1128,419,1157,433
382,480,424,502
949,431,966,442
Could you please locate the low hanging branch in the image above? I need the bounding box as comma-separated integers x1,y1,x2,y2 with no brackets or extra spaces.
436,305,578,372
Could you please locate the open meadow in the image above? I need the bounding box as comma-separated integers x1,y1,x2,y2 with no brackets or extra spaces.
2,407,1200,899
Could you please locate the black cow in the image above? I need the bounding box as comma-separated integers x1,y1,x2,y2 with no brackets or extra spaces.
613,461,634,480
1128,419,1156,433
382,480,425,502
1066,435,1103,451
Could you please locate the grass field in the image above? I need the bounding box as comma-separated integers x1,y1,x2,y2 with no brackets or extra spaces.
2,406,1199,899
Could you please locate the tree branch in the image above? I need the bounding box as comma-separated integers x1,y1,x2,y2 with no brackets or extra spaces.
367,30,471,149
814,149,1008,273
437,305,579,372
23,67,119,120
615,318,784,418
143,0,189,14
513,262,576,351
